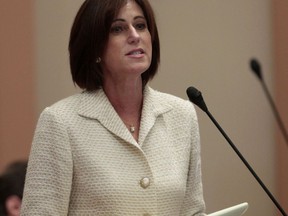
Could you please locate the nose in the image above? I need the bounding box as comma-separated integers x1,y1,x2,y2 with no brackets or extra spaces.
127,26,140,44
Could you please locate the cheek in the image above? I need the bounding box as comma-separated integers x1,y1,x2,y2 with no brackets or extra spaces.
148,41,153,61
103,43,120,63
147,35,152,55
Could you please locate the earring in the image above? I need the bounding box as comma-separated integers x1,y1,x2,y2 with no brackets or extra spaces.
96,57,101,63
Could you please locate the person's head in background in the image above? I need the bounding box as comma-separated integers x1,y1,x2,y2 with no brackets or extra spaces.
69,0,160,91
0,161,27,216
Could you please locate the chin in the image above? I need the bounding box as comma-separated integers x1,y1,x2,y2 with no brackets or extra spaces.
134,68,150,75
128,64,150,74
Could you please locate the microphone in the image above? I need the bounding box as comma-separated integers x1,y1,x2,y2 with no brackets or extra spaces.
186,86,287,216
250,59,288,146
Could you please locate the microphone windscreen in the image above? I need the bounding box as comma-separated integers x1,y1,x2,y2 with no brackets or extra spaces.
186,86,201,100
186,86,208,112
250,59,263,80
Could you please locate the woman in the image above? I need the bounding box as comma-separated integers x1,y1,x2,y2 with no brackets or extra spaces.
21,0,206,215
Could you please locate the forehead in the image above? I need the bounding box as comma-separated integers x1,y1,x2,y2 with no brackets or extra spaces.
116,0,144,18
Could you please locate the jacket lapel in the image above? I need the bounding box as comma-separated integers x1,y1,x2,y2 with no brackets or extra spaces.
76,86,172,146
138,87,172,145
77,89,136,145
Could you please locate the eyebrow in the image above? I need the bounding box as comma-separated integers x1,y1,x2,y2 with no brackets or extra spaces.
112,16,146,23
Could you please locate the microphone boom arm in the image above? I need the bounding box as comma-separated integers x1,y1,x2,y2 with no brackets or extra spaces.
186,86,287,216
260,80,288,146
250,58,288,146
204,108,287,216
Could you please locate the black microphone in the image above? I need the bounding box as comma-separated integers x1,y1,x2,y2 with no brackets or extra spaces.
250,58,288,147
186,86,287,216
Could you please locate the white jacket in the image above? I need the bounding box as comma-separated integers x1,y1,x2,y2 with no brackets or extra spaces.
21,86,206,216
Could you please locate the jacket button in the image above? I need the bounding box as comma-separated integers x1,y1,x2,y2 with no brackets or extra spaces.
140,177,150,189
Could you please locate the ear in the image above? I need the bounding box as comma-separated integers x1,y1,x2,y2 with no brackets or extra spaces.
5,195,22,216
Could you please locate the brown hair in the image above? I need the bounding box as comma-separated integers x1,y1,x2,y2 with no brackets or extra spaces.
69,0,160,91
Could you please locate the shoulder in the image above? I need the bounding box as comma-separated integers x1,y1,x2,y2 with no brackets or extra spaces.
146,86,199,126
42,94,81,115
147,87,200,141
37,90,108,124
148,86,196,115
37,92,87,126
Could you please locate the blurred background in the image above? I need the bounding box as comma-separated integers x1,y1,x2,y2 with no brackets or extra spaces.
0,0,287,215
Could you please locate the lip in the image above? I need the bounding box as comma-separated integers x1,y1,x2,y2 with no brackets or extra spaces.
125,48,145,56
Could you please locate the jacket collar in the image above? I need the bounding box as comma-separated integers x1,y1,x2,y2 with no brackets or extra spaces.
77,86,172,146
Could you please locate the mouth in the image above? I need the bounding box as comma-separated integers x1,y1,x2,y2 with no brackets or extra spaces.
126,49,144,56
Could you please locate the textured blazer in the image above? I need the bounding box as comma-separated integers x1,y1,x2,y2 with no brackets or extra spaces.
21,86,206,216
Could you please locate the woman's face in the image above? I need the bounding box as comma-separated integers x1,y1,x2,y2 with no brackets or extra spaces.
101,0,152,82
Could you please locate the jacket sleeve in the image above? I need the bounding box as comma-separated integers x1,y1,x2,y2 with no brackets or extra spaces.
180,103,207,216
21,107,73,216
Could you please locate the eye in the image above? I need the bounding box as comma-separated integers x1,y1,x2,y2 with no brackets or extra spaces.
135,22,147,30
110,25,124,34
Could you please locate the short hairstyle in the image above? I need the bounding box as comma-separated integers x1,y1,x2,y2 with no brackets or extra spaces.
69,0,160,91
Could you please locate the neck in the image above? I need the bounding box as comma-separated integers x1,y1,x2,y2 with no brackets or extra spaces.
103,78,144,141
103,78,143,111
103,77,143,125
